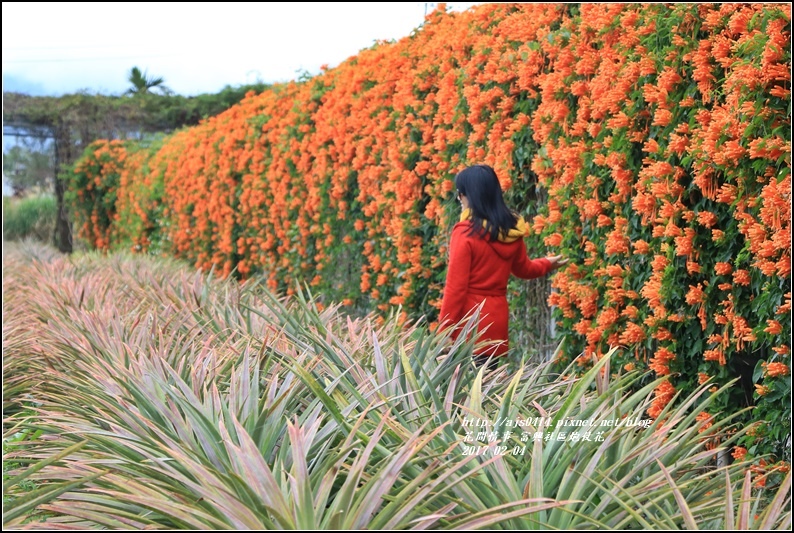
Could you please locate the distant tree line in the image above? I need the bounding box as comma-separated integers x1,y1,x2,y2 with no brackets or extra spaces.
3,69,269,252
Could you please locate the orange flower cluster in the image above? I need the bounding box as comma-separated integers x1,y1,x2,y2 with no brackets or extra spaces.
649,380,676,419
764,362,790,378
649,347,675,376
714,262,732,276
695,411,713,432
685,284,706,306
751,459,770,488
69,140,128,249
731,446,748,461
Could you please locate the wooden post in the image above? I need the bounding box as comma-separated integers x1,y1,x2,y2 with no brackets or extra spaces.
53,125,73,254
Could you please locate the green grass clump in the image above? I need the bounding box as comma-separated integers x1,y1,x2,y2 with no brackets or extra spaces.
2,195,57,243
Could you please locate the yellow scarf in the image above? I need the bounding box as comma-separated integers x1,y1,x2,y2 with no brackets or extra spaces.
460,208,530,243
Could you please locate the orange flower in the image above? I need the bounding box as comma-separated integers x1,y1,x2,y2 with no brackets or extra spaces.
674,228,696,256
704,348,726,365
764,320,783,335
596,307,620,329
596,214,613,228
632,240,650,255
695,411,713,432
573,319,592,335
619,322,646,345
732,446,748,461
653,108,673,127
732,269,751,286
651,255,669,272
714,262,732,275
685,284,706,305
716,184,738,204
687,261,701,274
648,380,676,419
696,210,718,228
643,138,660,153
765,362,789,377
772,345,790,356
544,233,563,247
649,346,675,376
605,226,630,255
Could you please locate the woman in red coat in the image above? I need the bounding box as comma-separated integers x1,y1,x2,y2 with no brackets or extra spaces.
439,165,567,367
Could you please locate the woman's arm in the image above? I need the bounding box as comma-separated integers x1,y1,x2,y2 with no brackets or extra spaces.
511,241,560,279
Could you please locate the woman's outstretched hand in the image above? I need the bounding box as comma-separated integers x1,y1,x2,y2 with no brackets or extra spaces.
546,255,569,271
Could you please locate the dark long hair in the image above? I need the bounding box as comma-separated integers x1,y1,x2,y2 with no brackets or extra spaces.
455,164,518,241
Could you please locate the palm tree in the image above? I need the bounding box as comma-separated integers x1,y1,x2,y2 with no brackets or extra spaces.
126,66,170,95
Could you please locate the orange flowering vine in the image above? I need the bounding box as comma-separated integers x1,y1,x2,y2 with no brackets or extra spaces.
67,3,791,466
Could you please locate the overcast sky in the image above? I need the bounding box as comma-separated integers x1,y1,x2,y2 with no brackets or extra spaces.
3,2,483,97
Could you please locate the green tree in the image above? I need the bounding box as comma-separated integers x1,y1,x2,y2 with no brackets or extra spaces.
126,66,170,96
3,142,55,196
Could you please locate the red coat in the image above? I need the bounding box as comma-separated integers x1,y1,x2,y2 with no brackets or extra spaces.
439,220,552,357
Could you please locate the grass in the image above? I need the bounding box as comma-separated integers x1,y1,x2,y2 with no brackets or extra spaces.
2,240,791,529
2,194,58,244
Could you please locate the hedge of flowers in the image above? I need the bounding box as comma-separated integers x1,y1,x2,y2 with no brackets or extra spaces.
529,3,790,479
68,139,126,250
67,3,790,477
